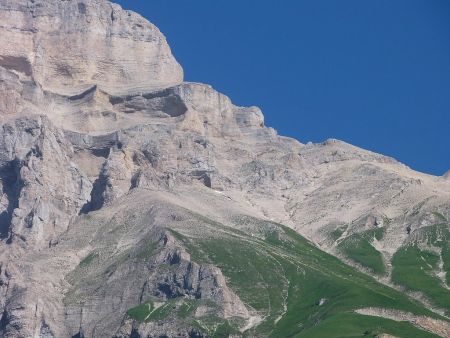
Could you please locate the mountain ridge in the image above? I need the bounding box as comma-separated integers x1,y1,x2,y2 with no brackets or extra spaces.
0,1,449,337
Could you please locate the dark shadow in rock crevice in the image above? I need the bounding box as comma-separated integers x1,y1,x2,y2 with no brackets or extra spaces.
0,309,9,333
110,88,188,118
71,330,84,338
129,329,141,338
0,160,23,240
79,175,107,214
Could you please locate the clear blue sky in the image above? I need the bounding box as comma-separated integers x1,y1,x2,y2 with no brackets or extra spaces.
114,0,450,176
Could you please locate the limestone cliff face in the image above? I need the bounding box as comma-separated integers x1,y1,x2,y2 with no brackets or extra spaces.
0,0,183,95
0,116,92,246
0,1,449,337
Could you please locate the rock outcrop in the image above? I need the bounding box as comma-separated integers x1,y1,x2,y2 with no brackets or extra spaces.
0,116,91,246
0,0,183,95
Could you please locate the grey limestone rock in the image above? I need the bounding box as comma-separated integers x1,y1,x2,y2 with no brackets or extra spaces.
0,0,183,95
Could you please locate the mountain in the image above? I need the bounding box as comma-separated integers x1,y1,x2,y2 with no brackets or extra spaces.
0,1,449,337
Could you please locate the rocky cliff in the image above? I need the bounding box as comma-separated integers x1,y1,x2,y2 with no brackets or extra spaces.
0,1,449,337
0,0,182,95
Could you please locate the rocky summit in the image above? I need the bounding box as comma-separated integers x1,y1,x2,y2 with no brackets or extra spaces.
0,1,449,337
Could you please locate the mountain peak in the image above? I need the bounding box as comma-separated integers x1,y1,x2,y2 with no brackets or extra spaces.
0,0,183,95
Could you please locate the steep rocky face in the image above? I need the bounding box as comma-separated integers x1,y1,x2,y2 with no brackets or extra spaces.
0,116,91,246
0,0,183,95
0,1,449,337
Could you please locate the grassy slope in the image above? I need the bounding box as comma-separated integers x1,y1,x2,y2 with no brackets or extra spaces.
330,212,450,317
337,227,386,275
295,313,439,338
163,216,444,337
391,221,450,316
126,297,241,337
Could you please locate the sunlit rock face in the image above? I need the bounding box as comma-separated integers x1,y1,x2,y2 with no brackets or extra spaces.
0,0,183,95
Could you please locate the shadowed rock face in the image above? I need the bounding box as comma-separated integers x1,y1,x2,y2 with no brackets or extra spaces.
0,1,449,338
0,116,92,246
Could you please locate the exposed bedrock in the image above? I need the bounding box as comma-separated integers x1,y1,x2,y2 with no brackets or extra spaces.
0,0,183,94
0,116,92,247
